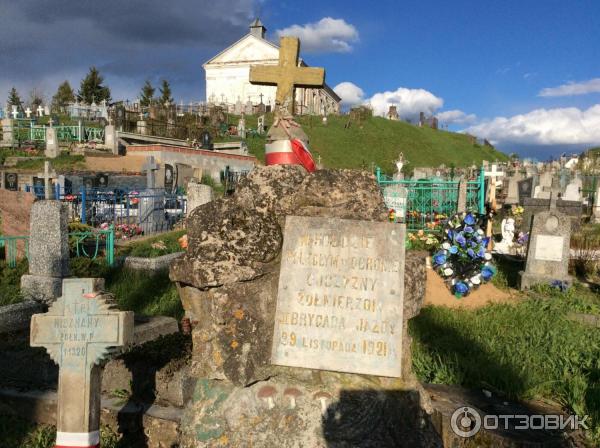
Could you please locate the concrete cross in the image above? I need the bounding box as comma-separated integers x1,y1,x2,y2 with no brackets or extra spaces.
142,155,159,189
249,36,325,116
484,164,505,204
30,278,133,448
48,118,54,127
25,107,32,118
37,105,44,117
37,161,57,199
11,105,19,119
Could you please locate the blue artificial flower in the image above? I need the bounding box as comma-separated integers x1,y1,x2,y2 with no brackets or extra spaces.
467,248,476,258
464,226,474,234
454,282,469,296
550,280,569,292
449,245,459,254
464,213,476,226
433,252,447,265
447,229,454,240
470,240,478,248
455,232,466,247
481,266,495,281
477,246,486,258
482,237,490,247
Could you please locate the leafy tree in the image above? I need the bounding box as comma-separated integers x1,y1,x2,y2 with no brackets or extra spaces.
139,80,155,107
28,88,44,110
158,79,173,106
7,87,22,111
52,81,75,111
77,66,111,104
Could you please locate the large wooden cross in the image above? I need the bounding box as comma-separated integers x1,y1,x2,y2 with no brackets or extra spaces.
250,36,325,116
31,278,133,448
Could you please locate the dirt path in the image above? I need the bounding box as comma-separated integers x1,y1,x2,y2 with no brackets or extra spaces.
425,269,518,309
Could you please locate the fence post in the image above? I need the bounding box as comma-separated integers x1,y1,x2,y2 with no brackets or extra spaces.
479,166,485,214
376,167,381,183
81,186,87,224
78,120,83,143
107,225,115,267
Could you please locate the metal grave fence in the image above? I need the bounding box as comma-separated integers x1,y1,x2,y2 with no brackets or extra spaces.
10,119,104,144
0,227,114,268
376,167,485,232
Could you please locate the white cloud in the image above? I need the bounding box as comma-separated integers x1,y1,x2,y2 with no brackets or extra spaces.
276,17,358,53
333,81,364,106
464,105,600,146
367,87,443,120
539,78,600,97
436,109,477,125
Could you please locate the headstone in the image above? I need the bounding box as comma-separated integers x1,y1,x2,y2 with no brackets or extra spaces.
32,176,45,197
272,216,405,376
11,105,19,119
234,98,243,115
44,105,50,116
25,107,32,118
104,124,117,155
505,172,522,204
4,172,18,191
257,115,265,135
142,156,159,189
45,127,59,158
563,178,582,202
238,116,246,139
244,99,253,115
164,163,175,193
186,179,214,214
517,177,534,204
382,185,408,219
37,105,44,117
21,201,70,303
519,209,572,290
456,179,468,213
30,278,134,448
200,131,212,150
2,118,14,144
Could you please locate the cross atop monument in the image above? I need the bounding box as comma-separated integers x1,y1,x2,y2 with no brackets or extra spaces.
250,36,325,116
37,161,57,199
142,155,159,189
30,278,133,448
37,105,44,117
25,107,32,118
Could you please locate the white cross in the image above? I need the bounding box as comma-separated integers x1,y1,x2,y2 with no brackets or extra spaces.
11,105,19,119
25,107,32,118
484,164,505,178
37,105,44,117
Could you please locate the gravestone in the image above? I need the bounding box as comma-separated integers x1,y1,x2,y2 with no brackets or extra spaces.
382,185,408,219
517,177,534,204
272,216,405,377
4,172,18,191
257,115,265,135
238,115,246,139
21,201,70,303
140,156,166,234
45,126,59,158
30,278,133,448
234,98,243,115
505,172,522,204
519,208,572,290
186,179,213,214
521,197,582,231
164,163,175,193
1,118,14,145
563,178,582,202
244,99,253,115
171,166,435,447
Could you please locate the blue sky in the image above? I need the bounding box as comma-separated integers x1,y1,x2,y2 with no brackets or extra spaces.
1,0,598,159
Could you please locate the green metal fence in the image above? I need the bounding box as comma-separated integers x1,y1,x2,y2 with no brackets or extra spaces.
9,120,104,144
0,226,115,268
377,167,485,232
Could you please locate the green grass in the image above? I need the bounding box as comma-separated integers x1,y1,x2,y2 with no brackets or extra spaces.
118,229,186,258
233,113,508,170
15,153,86,171
411,284,600,444
0,260,28,306
70,258,183,319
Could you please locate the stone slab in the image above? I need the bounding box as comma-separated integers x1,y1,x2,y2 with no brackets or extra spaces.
534,235,564,261
132,315,179,346
27,200,69,277
0,301,44,334
124,252,184,273
271,216,406,378
20,274,63,304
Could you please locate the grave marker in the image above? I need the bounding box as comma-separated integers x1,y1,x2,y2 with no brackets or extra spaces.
142,156,159,189
37,105,44,117
519,207,572,290
25,107,32,118
31,278,133,448
271,216,406,377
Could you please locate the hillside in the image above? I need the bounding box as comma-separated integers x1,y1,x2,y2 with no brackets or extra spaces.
239,114,508,173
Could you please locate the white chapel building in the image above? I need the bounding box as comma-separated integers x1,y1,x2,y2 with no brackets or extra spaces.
203,19,341,116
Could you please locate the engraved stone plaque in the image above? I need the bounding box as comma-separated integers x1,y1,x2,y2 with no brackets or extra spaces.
534,235,564,262
271,216,406,377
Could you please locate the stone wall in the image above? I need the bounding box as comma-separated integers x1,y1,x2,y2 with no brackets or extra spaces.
170,166,437,447
522,198,582,231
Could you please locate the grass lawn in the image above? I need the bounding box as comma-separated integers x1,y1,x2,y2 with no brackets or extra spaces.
0,260,27,306
117,229,186,258
410,283,600,444
14,153,86,172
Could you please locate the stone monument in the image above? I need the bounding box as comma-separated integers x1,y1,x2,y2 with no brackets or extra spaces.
170,166,436,447
45,126,59,158
21,201,70,303
519,204,572,290
30,278,133,448
493,217,515,254
186,178,214,214
249,36,324,172
139,156,167,233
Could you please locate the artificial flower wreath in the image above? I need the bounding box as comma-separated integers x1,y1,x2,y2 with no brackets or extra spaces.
432,212,496,298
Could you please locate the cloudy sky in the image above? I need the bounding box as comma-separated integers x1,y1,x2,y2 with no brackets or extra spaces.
1,0,599,159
